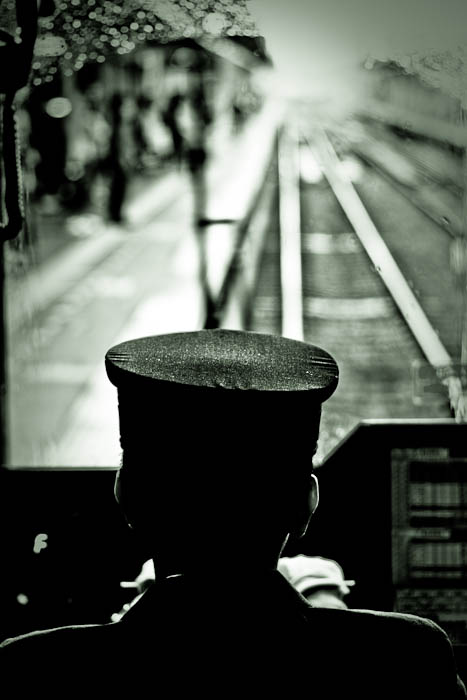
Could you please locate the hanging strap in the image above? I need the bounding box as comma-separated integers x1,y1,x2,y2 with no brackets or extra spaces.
0,92,25,240
0,3,37,241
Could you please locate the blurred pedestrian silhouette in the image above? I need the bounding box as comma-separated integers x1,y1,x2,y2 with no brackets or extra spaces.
162,92,185,168
107,93,127,224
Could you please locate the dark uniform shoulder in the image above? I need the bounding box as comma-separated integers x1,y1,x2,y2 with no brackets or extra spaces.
1,624,117,674
298,606,466,699
1,622,108,651
1,623,129,697
301,604,455,649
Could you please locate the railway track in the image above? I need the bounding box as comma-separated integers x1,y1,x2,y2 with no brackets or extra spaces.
335,123,464,238
245,119,465,461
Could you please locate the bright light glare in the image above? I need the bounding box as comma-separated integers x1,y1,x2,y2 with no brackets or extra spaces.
336,158,364,183
299,147,323,183
45,97,73,118
202,12,226,35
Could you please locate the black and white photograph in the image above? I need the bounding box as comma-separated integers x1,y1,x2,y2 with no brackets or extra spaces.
0,0,466,695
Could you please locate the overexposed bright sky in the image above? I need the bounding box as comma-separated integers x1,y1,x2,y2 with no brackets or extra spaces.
248,0,467,100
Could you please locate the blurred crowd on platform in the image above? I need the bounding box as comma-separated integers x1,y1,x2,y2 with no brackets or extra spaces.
10,35,266,268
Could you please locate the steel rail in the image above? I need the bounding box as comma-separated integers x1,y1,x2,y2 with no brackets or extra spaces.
278,123,304,341
351,147,460,239
306,129,465,421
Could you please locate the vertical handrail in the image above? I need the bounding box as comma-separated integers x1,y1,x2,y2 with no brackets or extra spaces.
278,123,303,341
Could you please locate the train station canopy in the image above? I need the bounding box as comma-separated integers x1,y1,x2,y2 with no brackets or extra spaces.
0,0,262,86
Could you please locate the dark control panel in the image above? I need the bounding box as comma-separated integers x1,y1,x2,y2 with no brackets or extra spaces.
391,447,467,644
285,420,467,682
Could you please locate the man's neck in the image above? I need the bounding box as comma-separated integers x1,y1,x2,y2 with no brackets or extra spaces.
154,556,281,581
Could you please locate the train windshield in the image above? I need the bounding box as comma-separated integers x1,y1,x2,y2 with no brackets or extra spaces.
1,1,466,468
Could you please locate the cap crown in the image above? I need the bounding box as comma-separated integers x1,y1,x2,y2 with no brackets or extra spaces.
106,329,338,399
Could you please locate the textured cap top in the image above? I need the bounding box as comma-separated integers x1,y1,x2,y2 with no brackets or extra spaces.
105,329,338,401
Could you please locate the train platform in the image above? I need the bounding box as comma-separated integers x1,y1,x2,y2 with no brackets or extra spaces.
6,97,283,468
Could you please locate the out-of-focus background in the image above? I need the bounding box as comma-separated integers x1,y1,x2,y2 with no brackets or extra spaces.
1,0,466,468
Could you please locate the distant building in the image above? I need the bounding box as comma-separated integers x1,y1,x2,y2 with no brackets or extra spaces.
362,56,466,147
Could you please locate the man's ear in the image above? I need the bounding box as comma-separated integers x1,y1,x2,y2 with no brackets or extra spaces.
114,469,122,506
309,473,319,517
291,473,319,539
114,469,135,530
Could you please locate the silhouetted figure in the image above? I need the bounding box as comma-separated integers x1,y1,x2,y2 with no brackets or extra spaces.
162,84,216,326
162,92,184,168
1,330,465,699
107,93,127,223
27,78,67,208
184,79,217,328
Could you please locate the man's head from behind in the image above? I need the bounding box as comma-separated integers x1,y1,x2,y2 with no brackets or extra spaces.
106,330,338,574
